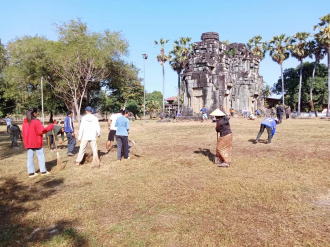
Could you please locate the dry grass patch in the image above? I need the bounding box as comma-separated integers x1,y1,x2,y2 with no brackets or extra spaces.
0,118,330,246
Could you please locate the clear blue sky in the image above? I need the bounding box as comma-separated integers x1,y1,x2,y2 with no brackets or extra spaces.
1,0,329,98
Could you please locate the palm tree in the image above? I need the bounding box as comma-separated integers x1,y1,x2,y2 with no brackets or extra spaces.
309,37,326,116
262,84,272,106
288,32,311,115
314,14,330,117
169,37,192,115
268,34,291,105
247,35,268,60
154,39,170,114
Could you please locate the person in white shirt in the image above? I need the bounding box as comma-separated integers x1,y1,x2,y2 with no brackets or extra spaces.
106,109,122,153
6,117,12,133
75,106,100,167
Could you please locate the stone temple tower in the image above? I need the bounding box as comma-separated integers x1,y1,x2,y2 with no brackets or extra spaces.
181,32,263,116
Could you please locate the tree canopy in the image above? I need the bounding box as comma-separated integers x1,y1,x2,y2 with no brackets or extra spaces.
2,18,141,121
272,62,328,111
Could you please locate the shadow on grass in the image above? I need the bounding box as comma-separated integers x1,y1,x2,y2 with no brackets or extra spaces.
248,139,267,144
0,177,88,247
194,148,215,162
0,134,25,159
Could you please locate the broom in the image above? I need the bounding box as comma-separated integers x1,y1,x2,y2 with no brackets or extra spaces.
129,139,143,156
52,130,65,170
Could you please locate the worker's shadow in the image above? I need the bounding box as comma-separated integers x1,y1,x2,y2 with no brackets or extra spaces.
248,139,267,144
194,148,215,162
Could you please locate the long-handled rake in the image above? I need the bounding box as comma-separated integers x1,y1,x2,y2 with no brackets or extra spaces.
129,139,143,157
52,130,65,170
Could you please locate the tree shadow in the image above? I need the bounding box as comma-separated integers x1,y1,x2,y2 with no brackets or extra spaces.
194,148,215,162
0,177,88,246
0,134,25,160
248,139,267,144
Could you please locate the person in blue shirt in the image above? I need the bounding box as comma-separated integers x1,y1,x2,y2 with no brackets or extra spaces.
200,106,207,122
255,117,278,144
115,110,130,161
64,111,76,156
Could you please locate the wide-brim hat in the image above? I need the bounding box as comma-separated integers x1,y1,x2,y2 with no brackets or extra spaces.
210,109,226,116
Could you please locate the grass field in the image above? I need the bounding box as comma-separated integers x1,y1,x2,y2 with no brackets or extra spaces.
1,117,330,246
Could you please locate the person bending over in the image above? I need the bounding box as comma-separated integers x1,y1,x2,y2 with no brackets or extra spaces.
255,117,278,144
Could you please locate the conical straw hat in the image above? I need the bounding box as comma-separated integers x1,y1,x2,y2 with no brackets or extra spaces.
210,109,225,116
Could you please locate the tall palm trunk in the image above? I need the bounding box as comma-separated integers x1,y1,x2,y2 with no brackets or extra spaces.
327,49,330,117
177,72,180,114
162,65,165,114
298,60,303,115
280,63,285,105
310,61,318,117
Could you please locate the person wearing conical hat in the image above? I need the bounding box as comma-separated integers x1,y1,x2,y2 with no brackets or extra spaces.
210,109,233,168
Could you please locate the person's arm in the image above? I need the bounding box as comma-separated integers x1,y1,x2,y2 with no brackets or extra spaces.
271,123,276,138
35,121,53,136
108,117,112,130
115,119,119,127
60,131,64,142
96,119,101,137
126,118,130,131
78,120,84,141
215,119,223,132
54,129,59,141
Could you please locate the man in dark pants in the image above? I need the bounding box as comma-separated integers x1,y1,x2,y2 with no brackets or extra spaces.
9,124,22,147
276,104,284,124
46,125,65,151
64,111,76,156
255,117,278,144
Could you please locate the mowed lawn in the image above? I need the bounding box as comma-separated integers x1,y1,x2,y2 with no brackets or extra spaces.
0,117,330,247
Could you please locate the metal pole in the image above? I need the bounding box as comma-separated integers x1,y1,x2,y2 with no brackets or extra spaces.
143,58,146,125
142,54,148,125
41,77,44,125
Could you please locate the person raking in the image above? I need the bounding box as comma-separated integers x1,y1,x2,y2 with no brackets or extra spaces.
255,117,278,144
210,109,233,168
75,106,100,167
22,108,54,177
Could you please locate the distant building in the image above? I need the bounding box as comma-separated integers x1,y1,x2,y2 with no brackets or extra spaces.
165,96,177,114
181,32,263,116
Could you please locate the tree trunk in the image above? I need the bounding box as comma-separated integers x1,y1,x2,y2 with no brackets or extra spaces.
49,110,53,123
73,100,80,123
309,60,318,117
281,64,285,105
177,72,181,114
328,49,330,118
162,65,165,114
298,60,303,116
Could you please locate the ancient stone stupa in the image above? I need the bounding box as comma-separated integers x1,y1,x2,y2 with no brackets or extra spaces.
181,32,263,116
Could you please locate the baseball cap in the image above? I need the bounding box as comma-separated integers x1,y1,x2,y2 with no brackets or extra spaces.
85,106,93,112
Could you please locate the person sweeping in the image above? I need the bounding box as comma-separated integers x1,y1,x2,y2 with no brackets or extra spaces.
210,109,233,168
22,108,54,177
75,106,100,167
255,117,278,144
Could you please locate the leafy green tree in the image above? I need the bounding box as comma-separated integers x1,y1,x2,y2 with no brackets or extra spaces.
47,19,128,122
145,100,161,118
308,38,326,116
314,14,330,116
146,91,163,107
154,39,170,114
102,61,143,111
247,36,268,60
268,34,291,105
3,36,71,121
126,99,141,119
288,32,311,115
169,37,192,114
272,62,328,111
0,39,14,117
